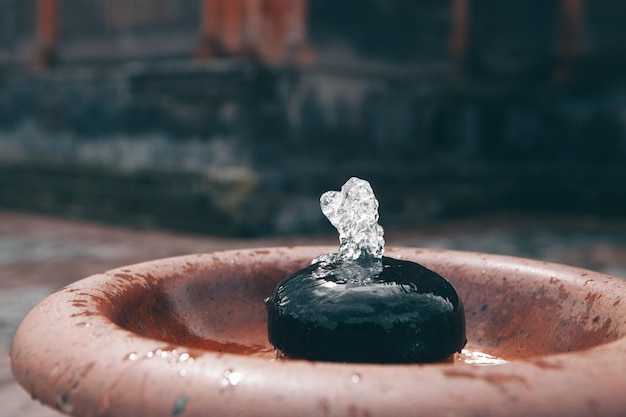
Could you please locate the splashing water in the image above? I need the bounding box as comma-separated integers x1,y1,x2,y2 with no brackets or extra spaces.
314,178,385,273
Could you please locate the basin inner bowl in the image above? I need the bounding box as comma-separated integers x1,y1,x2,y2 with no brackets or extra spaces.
95,247,626,361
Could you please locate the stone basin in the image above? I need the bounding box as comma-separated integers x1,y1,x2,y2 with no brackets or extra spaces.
10,246,626,416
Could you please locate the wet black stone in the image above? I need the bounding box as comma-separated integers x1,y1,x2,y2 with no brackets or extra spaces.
267,256,466,363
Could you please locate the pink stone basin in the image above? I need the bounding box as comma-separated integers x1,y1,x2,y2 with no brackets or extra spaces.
11,246,626,416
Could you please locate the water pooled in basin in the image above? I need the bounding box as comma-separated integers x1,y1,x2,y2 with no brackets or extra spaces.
455,349,507,366
124,344,505,366
272,347,506,366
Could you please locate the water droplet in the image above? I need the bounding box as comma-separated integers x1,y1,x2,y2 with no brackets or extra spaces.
179,369,188,377
221,370,242,387
146,351,154,358
126,353,138,361
57,392,73,414
351,373,361,383
178,353,190,362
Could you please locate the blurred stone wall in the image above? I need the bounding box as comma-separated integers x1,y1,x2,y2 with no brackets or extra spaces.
0,0,36,64
0,0,625,235
58,0,199,62
0,60,283,235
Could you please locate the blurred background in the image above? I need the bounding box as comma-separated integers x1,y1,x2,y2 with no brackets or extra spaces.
0,0,625,236
2,2,626,415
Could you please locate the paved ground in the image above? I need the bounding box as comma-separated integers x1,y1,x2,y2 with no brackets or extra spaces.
2,210,626,417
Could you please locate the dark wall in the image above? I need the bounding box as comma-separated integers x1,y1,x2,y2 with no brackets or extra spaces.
467,0,559,77
58,0,200,62
309,0,451,63
0,0,36,63
0,1,625,234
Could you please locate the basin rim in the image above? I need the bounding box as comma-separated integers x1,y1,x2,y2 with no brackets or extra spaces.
10,246,626,417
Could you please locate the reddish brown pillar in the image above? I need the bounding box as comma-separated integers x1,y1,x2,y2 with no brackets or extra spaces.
221,0,247,54
554,0,583,80
259,0,312,65
244,0,265,55
264,0,289,62
286,0,314,65
558,0,583,61
196,0,224,58
450,0,470,73
196,0,251,59
34,0,59,69
196,0,313,64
